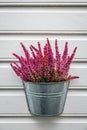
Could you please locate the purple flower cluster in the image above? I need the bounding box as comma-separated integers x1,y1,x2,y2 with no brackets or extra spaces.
11,38,79,82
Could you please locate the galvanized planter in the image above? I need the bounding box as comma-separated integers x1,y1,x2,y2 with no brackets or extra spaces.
23,81,70,116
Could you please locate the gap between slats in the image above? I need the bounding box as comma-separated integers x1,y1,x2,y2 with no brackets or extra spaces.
0,3,87,7
0,7,87,12
0,113,87,117
0,30,87,35
0,116,87,122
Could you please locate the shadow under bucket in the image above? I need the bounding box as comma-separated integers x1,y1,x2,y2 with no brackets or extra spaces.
23,81,70,116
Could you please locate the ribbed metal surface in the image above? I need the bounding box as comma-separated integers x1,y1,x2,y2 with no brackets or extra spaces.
23,81,70,116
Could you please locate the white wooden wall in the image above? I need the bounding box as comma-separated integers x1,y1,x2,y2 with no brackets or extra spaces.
0,0,87,130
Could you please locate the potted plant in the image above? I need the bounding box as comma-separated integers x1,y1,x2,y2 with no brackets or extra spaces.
11,38,79,116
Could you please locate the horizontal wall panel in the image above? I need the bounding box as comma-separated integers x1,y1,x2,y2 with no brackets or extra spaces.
0,90,87,114
0,63,85,87
0,119,87,130
0,8,87,31
0,117,87,130
0,0,87,3
0,35,87,59
0,90,28,114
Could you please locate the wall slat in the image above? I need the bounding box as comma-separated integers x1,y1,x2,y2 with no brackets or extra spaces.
0,118,87,130
0,8,87,31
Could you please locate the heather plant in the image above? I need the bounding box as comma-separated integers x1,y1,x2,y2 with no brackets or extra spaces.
11,38,79,82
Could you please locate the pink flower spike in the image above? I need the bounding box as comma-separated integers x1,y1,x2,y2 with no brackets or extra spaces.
62,42,68,62
10,63,21,76
46,38,50,45
38,42,43,57
70,47,77,62
46,38,55,75
55,39,60,71
20,42,30,64
30,45,38,53
68,75,79,80
63,47,77,74
13,53,20,60
30,45,36,59
12,62,21,69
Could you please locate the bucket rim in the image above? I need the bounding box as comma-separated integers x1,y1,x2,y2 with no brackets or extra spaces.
22,80,70,85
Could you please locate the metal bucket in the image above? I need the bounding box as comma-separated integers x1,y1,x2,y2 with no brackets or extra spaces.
23,81,70,116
